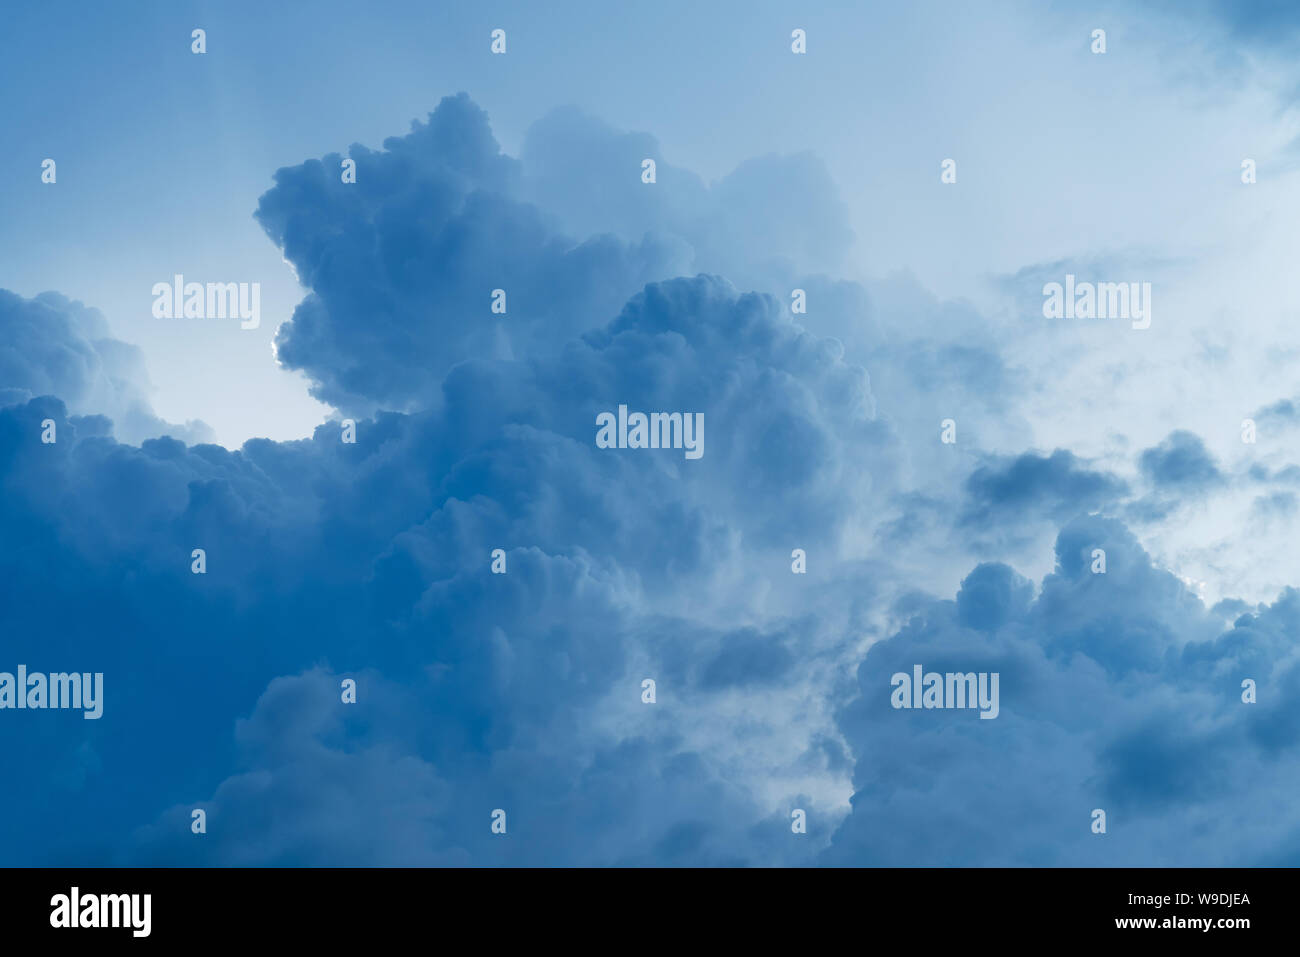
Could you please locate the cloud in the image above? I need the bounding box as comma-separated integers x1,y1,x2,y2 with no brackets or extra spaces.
1182,0,1300,50
963,450,1129,525
519,105,856,282
255,93,692,415
1138,430,1225,492
0,267,877,863
0,290,212,445
5,88,1299,867
255,94,875,421
824,515,1300,865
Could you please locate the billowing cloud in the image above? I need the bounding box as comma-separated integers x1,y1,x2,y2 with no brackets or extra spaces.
1139,430,1225,492
963,450,1129,526
825,516,1298,866
4,88,1299,869
256,94,691,414
519,105,856,283
0,290,212,445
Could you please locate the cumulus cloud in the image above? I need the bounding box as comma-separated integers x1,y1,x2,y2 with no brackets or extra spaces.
963,450,1129,526
4,90,1298,868
825,516,1298,866
0,290,213,445
518,105,856,282
0,270,874,864
1139,430,1225,492
255,94,692,415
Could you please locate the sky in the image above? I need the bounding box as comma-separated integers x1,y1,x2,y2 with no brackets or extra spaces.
3,0,1300,865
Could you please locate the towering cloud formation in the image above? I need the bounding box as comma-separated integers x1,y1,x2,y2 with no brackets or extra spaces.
255,94,690,414
3,93,1298,866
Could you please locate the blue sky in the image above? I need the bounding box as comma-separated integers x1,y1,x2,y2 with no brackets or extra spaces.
3,0,1300,865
